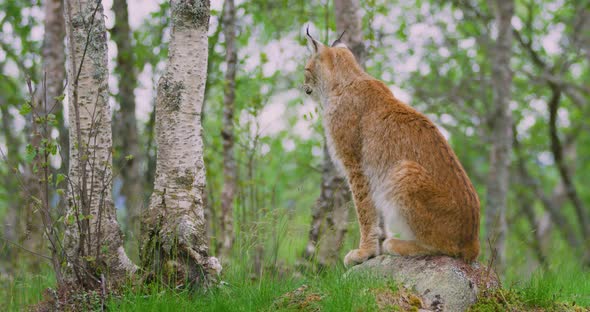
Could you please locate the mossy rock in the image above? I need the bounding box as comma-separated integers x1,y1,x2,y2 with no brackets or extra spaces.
348,255,500,311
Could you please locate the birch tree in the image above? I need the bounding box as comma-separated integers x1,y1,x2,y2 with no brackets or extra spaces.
63,0,136,288
485,0,514,272
141,0,221,285
112,0,143,250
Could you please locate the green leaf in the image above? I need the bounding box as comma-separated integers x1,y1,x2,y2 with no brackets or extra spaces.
25,144,36,162
47,114,58,127
54,94,65,102
19,102,32,115
66,214,76,225
56,173,66,186
83,256,96,262
48,141,58,155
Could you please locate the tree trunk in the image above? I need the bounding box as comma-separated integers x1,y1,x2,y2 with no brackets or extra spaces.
63,0,136,289
303,0,364,267
218,0,237,259
316,145,350,267
485,0,514,274
112,0,143,255
23,0,67,274
333,0,364,64
141,0,221,286
0,104,21,276
41,0,66,139
41,0,68,168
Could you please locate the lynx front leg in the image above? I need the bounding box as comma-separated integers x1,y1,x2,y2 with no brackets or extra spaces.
344,168,381,267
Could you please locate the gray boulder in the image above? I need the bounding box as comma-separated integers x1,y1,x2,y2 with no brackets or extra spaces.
347,255,500,311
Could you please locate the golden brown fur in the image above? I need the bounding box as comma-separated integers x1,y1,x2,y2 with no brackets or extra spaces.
303,35,480,266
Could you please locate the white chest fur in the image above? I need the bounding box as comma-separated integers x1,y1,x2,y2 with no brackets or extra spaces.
366,167,415,240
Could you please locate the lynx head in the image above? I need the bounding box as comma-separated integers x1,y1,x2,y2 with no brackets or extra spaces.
302,27,361,99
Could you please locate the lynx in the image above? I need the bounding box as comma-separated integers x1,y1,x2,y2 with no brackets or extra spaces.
303,30,480,267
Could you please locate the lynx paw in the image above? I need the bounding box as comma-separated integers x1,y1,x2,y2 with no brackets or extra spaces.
343,248,376,267
381,238,400,255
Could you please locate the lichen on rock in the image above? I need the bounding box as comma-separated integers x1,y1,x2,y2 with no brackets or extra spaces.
347,255,500,312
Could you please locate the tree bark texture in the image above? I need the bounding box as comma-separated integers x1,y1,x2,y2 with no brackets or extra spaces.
112,0,144,251
316,145,350,266
218,0,237,259
304,145,349,262
485,0,514,273
141,0,221,286
63,0,136,288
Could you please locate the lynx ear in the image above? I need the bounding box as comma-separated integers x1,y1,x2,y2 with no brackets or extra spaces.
331,30,348,48
306,26,325,54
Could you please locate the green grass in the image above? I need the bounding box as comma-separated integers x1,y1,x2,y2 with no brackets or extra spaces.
108,264,390,312
3,215,589,312
517,264,590,308
3,260,590,312
2,272,55,311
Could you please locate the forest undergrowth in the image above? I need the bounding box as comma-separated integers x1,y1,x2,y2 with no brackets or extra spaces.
3,251,589,311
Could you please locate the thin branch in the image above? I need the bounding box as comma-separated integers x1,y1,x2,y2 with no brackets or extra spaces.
512,124,582,249
0,235,53,261
547,85,590,238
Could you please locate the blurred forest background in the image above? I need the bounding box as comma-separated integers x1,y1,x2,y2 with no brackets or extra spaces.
0,0,589,309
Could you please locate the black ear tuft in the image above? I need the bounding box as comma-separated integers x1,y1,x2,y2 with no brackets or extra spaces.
331,30,347,47
306,25,318,52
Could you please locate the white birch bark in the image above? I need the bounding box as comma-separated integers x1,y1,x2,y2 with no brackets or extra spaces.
141,0,221,285
63,0,136,287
